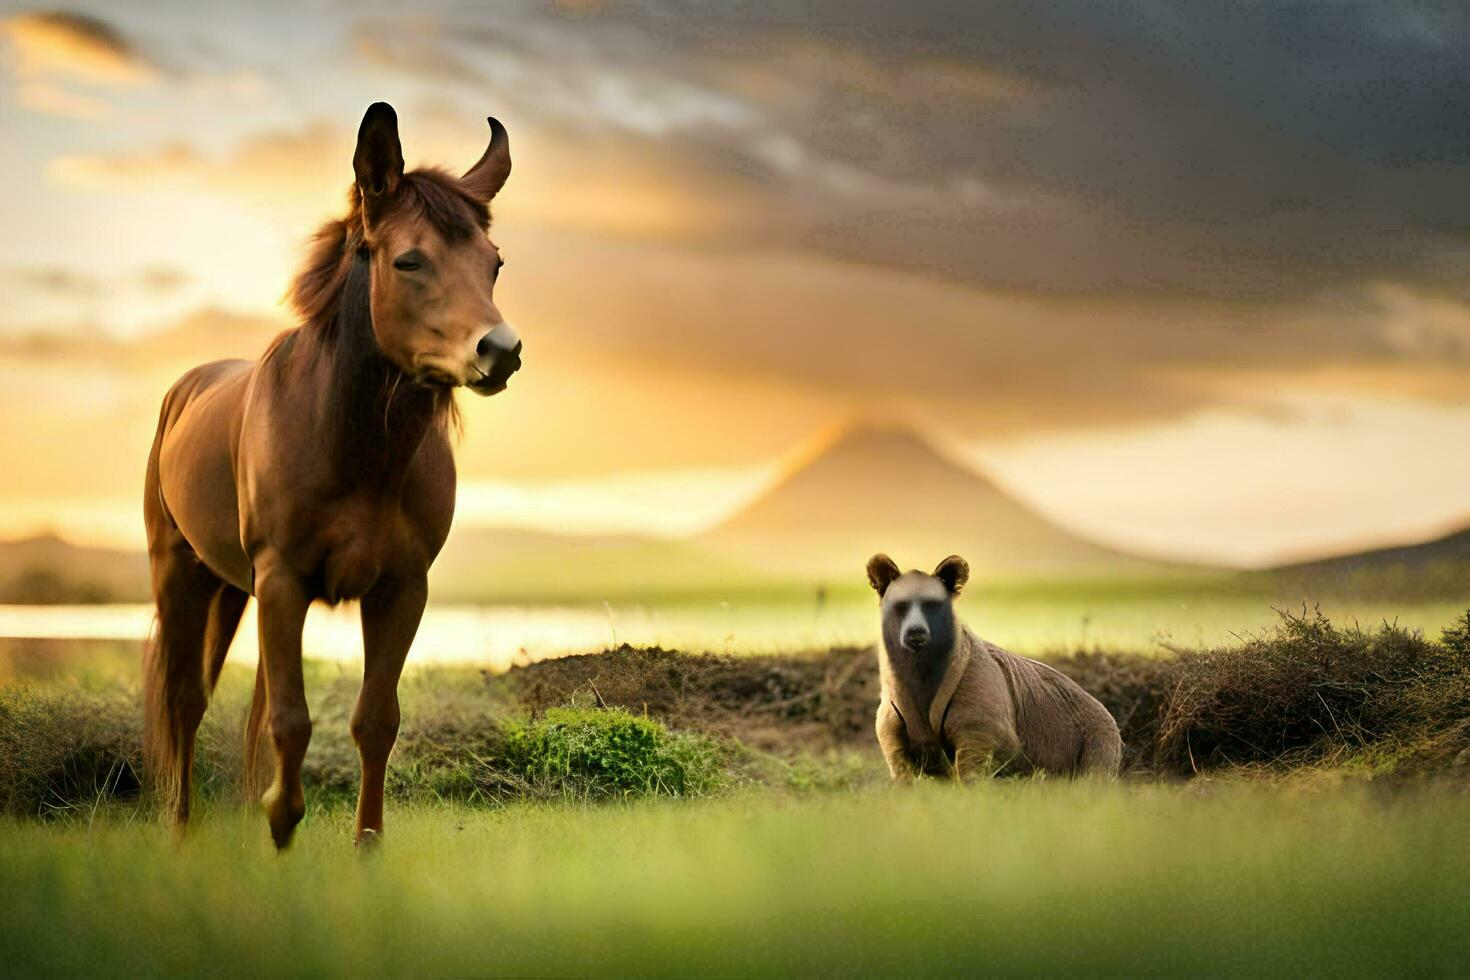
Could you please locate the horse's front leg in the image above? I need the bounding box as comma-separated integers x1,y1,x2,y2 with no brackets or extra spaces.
255,563,312,850
352,573,427,846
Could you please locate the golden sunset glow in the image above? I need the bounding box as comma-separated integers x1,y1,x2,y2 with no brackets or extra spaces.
0,3,1467,578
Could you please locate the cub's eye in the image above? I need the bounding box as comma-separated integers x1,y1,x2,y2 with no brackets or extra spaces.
393,253,423,272
922,600,943,614
893,601,910,617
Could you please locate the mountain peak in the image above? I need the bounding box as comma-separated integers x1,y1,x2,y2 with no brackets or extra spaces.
701,423,1147,580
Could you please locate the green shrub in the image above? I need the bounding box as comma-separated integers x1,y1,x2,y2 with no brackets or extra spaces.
496,707,727,801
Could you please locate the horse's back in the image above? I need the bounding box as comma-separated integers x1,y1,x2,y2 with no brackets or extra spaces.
150,359,255,591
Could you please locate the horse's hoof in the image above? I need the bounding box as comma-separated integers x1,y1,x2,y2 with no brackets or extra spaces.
262,785,304,850
355,828,383,852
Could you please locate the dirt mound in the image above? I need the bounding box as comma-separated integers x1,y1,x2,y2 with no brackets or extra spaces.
491,645,881,753
490,608,1470,777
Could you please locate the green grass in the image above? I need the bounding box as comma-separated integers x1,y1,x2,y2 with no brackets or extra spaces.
401,705,732,806
576,583,1469,657
6,609,1469,819
3,783,1469,976
5,603,1470,975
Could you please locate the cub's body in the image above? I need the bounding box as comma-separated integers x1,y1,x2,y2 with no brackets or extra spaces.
868,554,1122,780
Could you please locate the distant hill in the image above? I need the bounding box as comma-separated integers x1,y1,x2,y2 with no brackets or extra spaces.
427,526,780,602
5,471,1464,604
0,527,772,605
699,424,1164,582
1265,524,1470,601
0,534,150,603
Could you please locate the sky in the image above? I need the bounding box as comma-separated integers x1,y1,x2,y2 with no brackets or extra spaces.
0,1,1467,567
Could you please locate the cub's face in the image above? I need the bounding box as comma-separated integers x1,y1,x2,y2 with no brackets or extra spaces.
866,554,970,656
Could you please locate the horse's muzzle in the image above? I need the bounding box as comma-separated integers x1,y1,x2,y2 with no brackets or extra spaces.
467,338,522,397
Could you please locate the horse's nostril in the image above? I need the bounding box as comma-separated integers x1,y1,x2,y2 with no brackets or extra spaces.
478,322,521,360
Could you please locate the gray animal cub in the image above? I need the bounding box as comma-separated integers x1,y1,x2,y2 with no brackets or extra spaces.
868,553,1122,780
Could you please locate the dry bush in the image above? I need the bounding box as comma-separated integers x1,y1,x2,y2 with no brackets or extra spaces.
0,686,144,818
1154,610,1434,772
1086,608,1470,776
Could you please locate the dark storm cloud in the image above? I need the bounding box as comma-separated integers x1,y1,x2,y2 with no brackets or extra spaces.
363,0,1470,303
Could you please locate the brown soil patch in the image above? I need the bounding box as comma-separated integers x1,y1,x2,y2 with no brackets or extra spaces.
492,644,881,753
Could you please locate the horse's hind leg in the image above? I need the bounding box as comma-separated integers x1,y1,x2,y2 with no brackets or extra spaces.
205,585,249,691
352,574,428,845
145,544,230,827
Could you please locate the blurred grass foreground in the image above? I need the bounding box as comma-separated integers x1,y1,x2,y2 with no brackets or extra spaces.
3,608,1470,975
3,783,1469,976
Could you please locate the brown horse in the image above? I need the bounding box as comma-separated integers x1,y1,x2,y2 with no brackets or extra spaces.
142,103,521,848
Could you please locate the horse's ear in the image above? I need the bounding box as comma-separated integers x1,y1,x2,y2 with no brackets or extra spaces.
867,553,901,597
462,116,511,202
934,555,969,596
354,102,404,226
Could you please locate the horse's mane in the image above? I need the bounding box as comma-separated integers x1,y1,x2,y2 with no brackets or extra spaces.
284,169,490,440
289,168,490,334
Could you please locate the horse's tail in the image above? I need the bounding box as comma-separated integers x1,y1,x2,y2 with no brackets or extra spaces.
243,657,269,800
141,612,201,812
140,614,170,799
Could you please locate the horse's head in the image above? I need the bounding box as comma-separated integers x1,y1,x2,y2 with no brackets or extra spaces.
351,102,521,396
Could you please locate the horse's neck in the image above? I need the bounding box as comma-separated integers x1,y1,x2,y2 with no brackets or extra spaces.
291,323,442,492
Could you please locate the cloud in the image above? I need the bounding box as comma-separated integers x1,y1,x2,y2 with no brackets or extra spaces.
46,121,349,219
346,2,1470,303
1371,283,1470,359
4,266,106,298
14,80,106,118
350,16,485,85
0,265,195,326
43,109,766,242
0,11,159,86
18,2,1470,452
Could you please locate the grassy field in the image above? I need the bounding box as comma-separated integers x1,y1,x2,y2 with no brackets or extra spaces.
3,604,1469,976
596,581,1470,656
3,783,1470,976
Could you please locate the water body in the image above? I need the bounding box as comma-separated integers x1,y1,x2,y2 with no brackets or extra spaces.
2,595,1464,678
0,600,872,674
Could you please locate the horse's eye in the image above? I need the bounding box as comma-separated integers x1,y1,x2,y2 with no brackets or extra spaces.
393,254,422,272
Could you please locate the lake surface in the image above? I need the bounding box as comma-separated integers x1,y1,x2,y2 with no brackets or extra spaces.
0,600,875,673
2,594,1464,676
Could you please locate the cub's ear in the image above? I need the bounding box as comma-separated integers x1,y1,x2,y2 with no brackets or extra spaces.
934,555,969,596
866,553,901,596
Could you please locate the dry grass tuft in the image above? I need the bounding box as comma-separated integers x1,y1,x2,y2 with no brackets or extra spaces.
1051,607,1470,776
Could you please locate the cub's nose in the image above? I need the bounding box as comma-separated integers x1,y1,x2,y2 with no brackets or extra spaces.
902,626,930,651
